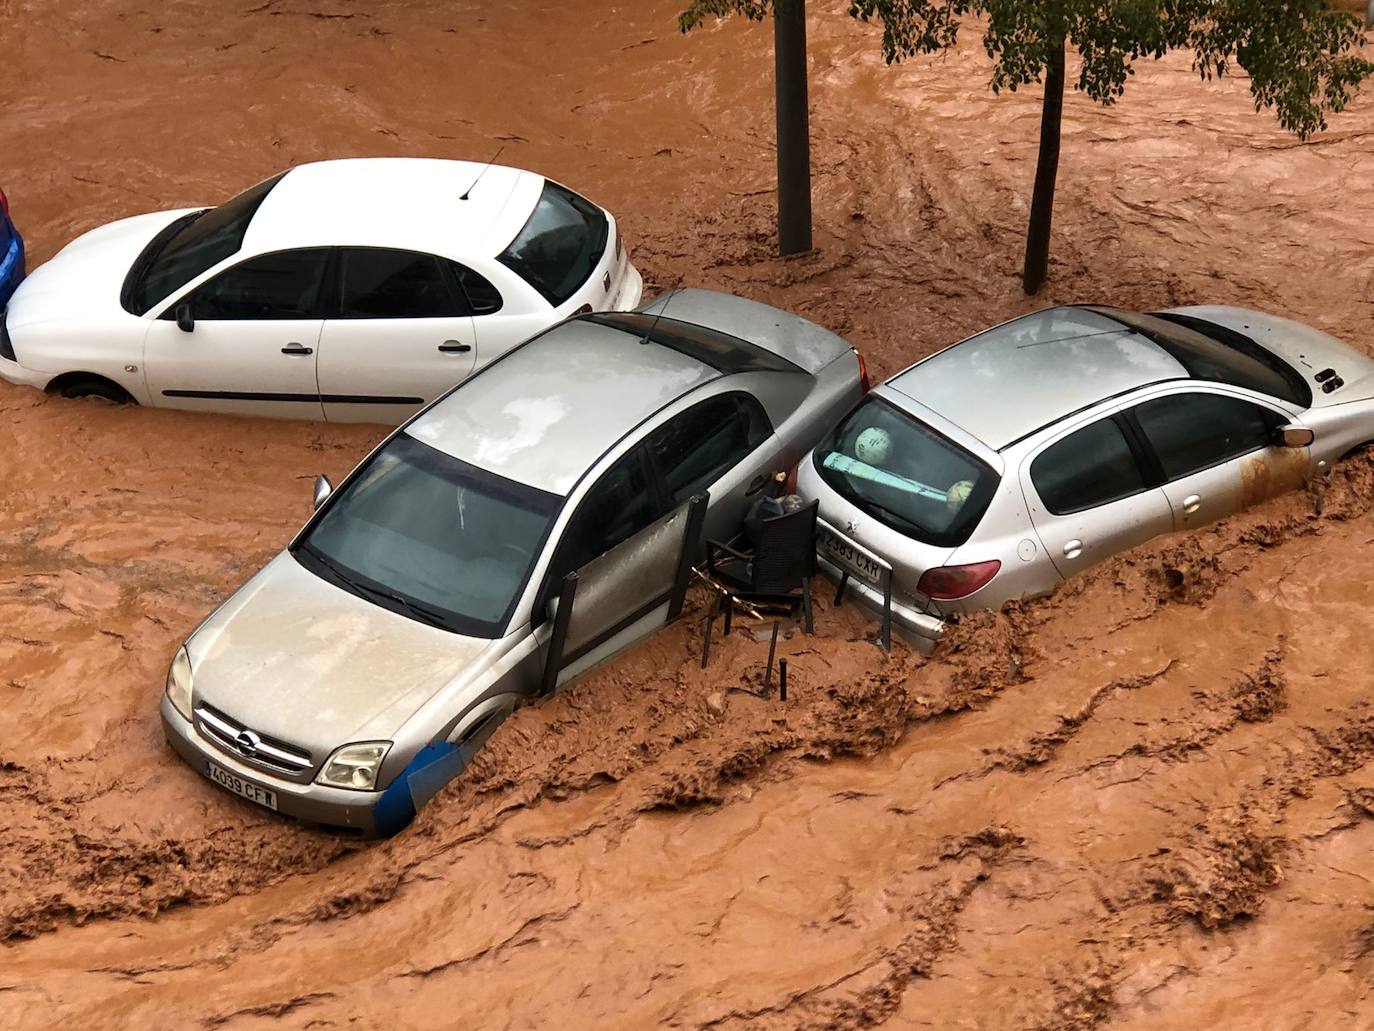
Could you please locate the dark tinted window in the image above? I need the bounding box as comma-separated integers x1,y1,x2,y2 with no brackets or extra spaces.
498,181,608,307
188,249,330,320
339,249,463,319
127,172,286,314
1098,308,1309,407
647,394,771,506
554,446,663,579
814,396,998,547
1134,393,1281,481
449,261,503,315
1031,418,1148,515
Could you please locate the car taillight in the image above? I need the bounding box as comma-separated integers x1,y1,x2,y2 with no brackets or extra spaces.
917,560,1001,600
856,351,870,393
0,188,8,217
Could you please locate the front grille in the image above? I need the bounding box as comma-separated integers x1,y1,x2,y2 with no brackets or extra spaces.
195,704,314,777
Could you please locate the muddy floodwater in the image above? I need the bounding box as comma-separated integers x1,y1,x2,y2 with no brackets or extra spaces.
5,1,1374,1027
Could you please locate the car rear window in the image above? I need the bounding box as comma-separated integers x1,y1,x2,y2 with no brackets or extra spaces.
1097,308,1310,408
123,172,286,315
497,181,608,307
814,396,998,548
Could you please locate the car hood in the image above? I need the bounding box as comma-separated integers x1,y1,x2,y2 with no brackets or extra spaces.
5,208,199,330
187,552,494,763
1166,305,1374,407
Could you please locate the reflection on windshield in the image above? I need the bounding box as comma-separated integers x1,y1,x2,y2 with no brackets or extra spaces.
816,397,998,548
296,434,560,637
126,172,285,315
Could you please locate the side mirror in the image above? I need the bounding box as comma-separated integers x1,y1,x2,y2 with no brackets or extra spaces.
174,302,195,334
312,474,333,511
1278,424,1315,449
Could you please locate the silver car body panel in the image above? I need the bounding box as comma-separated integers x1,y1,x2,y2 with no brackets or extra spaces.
165,292,864,831
408,319,720,495
886,307,1187,449
802,305,1374,652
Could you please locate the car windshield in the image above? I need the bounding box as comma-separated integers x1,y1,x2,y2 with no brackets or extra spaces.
815,396,998,548
123,172,286,315
497,180,608,307
293,434,561,638
1095,307,1310,407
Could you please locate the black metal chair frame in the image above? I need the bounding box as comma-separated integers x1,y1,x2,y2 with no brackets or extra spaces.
704,499,819,637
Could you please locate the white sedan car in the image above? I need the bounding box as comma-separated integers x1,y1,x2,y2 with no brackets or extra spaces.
0,158,643,423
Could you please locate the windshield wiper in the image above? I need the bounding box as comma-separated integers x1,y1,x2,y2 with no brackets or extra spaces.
301,546,451,630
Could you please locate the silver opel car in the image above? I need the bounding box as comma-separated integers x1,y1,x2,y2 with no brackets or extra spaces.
161,289,864,834
802,304,1374,649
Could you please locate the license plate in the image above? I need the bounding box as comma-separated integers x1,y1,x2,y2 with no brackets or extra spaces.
819,529,883,586
202,759,278,811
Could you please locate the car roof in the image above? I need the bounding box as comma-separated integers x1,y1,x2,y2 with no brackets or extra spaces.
886,306,1187,450
407,318,723,495
241,157,546,260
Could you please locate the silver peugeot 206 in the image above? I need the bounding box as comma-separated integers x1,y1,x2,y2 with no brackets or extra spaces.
802,304,1374,650
161,289,865,834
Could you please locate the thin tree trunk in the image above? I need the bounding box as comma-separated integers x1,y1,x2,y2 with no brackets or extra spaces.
774,0,813,256
1022,35,1065,295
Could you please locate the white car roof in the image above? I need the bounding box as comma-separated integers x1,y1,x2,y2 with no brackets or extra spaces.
408,318,721,495
242,157,546,261
887,306,1187,450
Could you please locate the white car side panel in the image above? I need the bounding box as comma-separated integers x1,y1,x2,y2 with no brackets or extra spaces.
316,316,477,425
143,317,325,420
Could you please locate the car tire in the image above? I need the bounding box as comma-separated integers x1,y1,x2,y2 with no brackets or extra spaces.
53,377,133,405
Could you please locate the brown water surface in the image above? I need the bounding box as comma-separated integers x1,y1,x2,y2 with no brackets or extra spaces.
3,1,1374,1027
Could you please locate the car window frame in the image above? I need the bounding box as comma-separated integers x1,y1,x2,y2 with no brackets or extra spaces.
1026,411,1158,517
168,246,334,322
332,246,473,321
644,391,773,508
1122,386,1292,484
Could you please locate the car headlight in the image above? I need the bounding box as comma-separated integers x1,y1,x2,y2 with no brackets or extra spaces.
164,646,193,720
316,741,391,791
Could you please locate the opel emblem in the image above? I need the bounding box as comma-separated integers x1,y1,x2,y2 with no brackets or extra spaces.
235,729,261,758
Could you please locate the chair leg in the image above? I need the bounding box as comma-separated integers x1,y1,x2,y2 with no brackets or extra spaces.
701,596,718,670
802,578,814,635
722,594,733,637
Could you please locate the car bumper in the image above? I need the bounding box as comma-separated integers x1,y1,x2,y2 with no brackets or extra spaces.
614,262,644,312
817,553,946,653
161,695,398,836
0,354,52,390
0,228,25,310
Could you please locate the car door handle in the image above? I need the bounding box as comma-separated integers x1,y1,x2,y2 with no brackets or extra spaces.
1183,493,1201,514
438,341,472,354
745,473,771,497
1063,539,1083,559
281,344,313,356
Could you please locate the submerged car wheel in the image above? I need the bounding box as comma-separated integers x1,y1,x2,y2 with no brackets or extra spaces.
51,376,133,405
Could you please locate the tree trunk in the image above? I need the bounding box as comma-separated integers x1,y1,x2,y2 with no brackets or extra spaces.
1022,35,1066,295
774,0,813,256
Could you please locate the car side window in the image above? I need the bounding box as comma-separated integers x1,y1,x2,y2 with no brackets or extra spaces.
338,248,467,319
646,394,772,506
1133,393,1281,481
1030,417,1149,516
553,445,664,580
446,260,504,316
189,248,331,320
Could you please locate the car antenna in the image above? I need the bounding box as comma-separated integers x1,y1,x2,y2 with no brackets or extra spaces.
641,276,684,345
459,145,505,201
